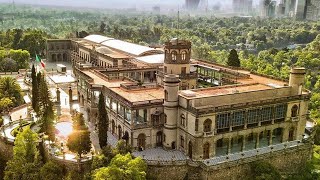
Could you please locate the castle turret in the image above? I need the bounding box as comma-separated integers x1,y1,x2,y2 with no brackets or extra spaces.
289,67,306,95
163,39,197,90
163,74,180,149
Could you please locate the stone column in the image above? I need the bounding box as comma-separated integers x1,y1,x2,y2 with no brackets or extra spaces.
242,135,246,151
227,138,232,154
268,129,273,146
255,133,260,149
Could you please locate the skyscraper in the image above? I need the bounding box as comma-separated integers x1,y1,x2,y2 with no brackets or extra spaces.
185,0,200,10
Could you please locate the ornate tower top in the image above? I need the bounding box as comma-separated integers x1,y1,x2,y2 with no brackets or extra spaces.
164,38,191,64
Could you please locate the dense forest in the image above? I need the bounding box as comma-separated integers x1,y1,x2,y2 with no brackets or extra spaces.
1,3,320,179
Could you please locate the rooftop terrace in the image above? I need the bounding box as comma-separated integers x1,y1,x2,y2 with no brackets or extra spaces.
180,83,273,99
109,86,164,103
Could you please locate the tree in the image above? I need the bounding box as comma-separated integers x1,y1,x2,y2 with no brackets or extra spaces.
40,161,64,180
93,153,147,180
227,49,241,67
0,76,23,107
40,102,55,141
98,92,108,148
37,74,55,141
4,127,41,180
31,65,39,114
67,113,92,159
0,97,13,112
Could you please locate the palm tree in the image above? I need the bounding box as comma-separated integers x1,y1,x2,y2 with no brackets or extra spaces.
0,77,23,106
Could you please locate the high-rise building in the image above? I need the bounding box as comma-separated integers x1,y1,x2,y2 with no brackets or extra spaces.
305,0,320,20
185,0,200,10
295,0,307,20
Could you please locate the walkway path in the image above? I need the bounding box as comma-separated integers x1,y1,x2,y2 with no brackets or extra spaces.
1,123,20,142
132,148,189,162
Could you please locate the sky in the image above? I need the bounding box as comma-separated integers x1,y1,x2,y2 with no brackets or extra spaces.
0,0,267,9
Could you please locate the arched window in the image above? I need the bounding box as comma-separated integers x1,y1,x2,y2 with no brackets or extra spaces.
171,51,177,61
181,51,187,61
118,125,122,140
288,127,294,141
156,131,163,146
112,120,115,134
188,141,193,159
291,105,298,117
123,131,129,144
164,90,168,101
195,119,199,131
137,133,146,150
203,142,210,159
203,119,212,132
180,114,185,127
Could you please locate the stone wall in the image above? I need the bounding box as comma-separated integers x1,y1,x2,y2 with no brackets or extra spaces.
147,143,312,180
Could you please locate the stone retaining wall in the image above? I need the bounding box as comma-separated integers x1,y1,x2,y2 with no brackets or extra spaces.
147,143,312,180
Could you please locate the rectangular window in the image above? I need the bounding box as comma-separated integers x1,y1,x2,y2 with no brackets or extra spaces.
261,107,272,122
105,96,110,108
195,119,199,131
216,113,230,129
118,104,125,117
247,109,259,124
143,109,147,122
125,108,131,123
232,111,245,127
275,104,286,119
180,136,184,148
111,101,117,112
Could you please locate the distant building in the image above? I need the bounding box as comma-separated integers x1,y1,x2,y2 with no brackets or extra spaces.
152,6,160,13
295,0,307,20
233,0,253,14
305,0,320,20
185,0,200,10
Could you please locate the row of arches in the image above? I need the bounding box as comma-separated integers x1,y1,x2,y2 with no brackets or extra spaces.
111,120,163,150
201,127,295,159
51,53,68,62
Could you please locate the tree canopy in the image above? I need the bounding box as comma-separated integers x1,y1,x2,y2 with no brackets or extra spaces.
0,77,23,113
4,127,41,180
93,153,147,180
67,113,92,159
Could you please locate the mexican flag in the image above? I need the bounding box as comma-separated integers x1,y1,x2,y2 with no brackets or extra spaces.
36,54,45,68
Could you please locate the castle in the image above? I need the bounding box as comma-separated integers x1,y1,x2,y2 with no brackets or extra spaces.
46,35,313,177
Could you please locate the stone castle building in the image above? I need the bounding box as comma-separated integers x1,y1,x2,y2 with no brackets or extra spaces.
46,35,313,178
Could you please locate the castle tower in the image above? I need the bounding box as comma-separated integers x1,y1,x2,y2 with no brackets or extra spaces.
289,67,306,95
163,74,180,149
163,39,197,90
